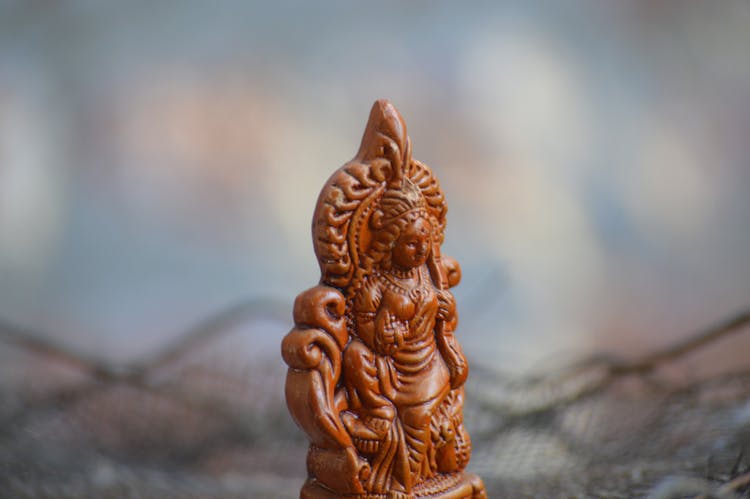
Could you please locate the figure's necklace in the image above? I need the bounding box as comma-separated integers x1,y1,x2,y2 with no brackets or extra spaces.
390,267,418,279
381,267,421,293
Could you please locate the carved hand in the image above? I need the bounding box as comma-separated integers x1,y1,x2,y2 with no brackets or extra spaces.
436,290,456,321
375,312,406,355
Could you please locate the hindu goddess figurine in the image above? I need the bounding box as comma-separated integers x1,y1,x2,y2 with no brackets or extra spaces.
282,100,486,499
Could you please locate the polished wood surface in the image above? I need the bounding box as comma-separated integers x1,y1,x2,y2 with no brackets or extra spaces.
282,100,485,498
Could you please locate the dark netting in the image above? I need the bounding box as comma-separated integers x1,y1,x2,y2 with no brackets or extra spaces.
0,309,748,498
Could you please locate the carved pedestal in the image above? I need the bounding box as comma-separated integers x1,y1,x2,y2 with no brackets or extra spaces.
301,472,487,499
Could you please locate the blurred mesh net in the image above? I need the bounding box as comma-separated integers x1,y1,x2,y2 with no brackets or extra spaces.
0,306,748,499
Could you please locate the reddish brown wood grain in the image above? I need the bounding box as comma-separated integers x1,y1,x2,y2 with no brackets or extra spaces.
282,100,485,498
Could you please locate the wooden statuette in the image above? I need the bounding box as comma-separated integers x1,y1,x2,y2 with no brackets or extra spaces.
282,100,486,499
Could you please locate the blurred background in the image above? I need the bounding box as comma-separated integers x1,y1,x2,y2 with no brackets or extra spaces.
1,1,749,497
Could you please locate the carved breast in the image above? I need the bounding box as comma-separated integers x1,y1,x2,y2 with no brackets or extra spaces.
382,290,416,322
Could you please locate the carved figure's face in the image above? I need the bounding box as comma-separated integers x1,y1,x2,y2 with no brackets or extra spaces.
392,217,432,270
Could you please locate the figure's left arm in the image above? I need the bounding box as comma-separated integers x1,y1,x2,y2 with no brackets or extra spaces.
436,289,458,331
431,255,468,388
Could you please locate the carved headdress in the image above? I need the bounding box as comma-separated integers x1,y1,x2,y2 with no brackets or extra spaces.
312,99,447,291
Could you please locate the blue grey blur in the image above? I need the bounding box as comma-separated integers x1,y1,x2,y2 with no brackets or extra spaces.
1,0,749,374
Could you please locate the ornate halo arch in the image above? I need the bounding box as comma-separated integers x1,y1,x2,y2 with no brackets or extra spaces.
311,100,447,294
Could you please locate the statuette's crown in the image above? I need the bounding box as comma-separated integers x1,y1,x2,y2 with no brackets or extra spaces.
373,178,428,230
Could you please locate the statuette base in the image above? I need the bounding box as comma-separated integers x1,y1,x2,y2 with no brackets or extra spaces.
301,472,486,499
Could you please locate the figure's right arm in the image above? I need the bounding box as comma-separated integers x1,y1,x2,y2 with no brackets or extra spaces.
355,280,404,356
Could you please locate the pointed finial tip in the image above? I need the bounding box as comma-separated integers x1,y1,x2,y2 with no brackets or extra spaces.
369,99,400,121
356,99,409,163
